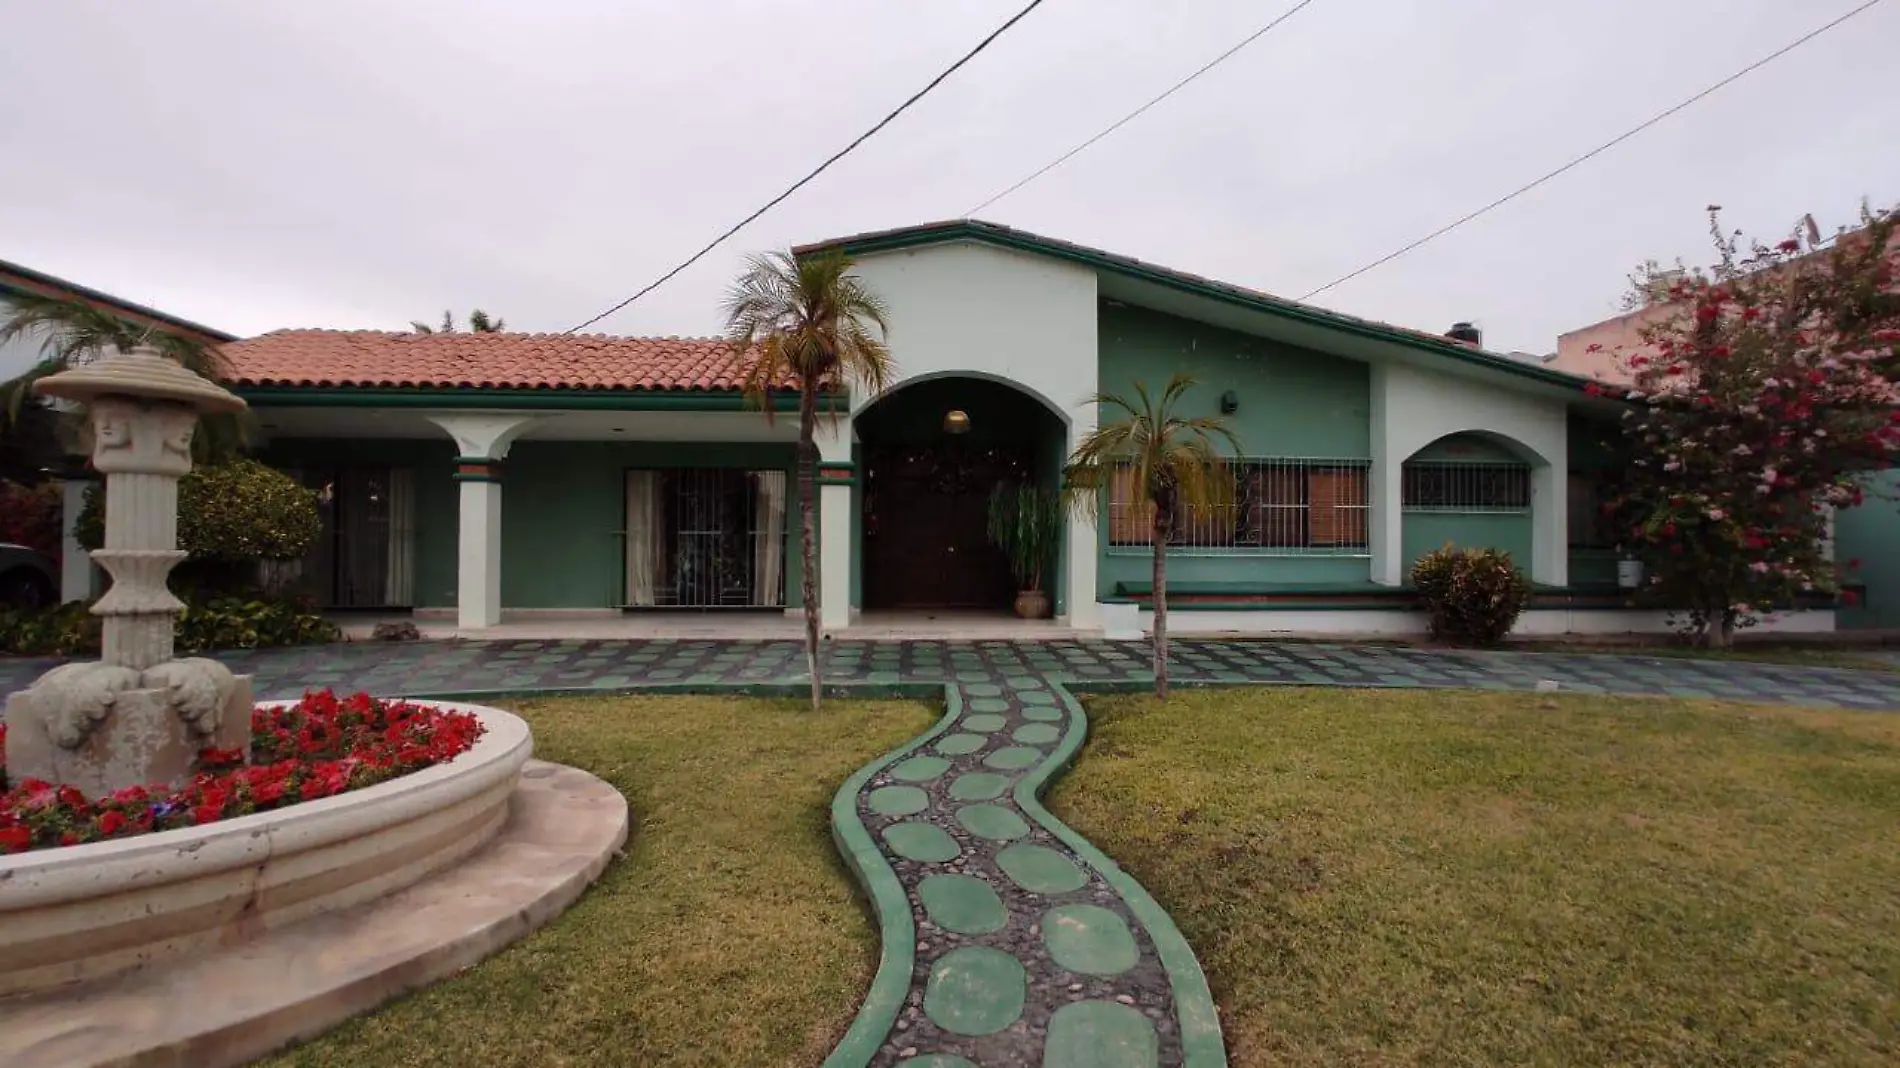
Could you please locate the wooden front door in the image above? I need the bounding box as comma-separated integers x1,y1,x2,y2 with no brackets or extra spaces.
863,443,1031,610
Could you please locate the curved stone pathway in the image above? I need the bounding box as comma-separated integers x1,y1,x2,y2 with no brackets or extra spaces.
831,676,1220,1068
6,636,1898,1068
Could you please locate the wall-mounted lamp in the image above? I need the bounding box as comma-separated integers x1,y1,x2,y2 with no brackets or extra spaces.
943,409,971,435
1219,390,1239,415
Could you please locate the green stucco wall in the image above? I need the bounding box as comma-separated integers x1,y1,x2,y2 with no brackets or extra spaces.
260,437,803,611
258,437,460,608
1836,469,1900,630
1094,302,1373,594
1401,513,1534,581
501,440,802,609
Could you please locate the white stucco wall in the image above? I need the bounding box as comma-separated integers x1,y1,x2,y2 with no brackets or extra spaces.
1371,362,1570,587
844,241,1103,627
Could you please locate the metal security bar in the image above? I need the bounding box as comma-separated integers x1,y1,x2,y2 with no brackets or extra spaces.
1401,461,1532,512
1107,458,1371,555
623,468,786,608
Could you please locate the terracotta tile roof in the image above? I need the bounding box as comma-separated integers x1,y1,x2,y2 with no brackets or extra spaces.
218,329,768,392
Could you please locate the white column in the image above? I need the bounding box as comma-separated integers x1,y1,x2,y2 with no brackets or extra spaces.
1062,415,1100,630
59,476,95,603
816,421,854,631
1368,366,1405,586
1529,462,1568,587
426,414,540,630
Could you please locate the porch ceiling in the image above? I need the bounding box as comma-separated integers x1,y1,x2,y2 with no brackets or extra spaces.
252,407,798,445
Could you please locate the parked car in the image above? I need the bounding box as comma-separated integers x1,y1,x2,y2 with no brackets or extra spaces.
0,543,59,610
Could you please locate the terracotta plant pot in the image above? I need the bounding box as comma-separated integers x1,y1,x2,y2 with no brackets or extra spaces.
1013,589,1050,620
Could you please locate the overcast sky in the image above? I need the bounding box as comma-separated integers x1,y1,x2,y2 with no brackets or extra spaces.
1,0,1895,368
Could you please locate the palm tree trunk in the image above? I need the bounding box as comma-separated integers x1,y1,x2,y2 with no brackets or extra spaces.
798,382,822,711
1152,508,1170,699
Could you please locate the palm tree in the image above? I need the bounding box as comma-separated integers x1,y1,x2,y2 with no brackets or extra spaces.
0,294,244,457
724,250,892,710
410,309,506,334
1063,373,1240,697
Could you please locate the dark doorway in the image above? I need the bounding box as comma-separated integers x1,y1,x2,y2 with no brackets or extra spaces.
856,377,1064,612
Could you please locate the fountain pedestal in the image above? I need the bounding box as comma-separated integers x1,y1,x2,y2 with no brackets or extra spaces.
4,348,254,796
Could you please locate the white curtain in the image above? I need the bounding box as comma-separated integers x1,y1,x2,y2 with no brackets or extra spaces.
383,467,416,606
752,470,786,606
624,470,662,605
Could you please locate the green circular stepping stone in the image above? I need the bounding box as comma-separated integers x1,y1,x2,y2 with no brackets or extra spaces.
961,713,1007,732
1005,675,1045,690
883,822,960,862
955,803,1030,841
906,1058,977,1068
890,755,951,782
923,946,1025,1036
917,874,1006,934
948,772,1009,801
983,746,1042,770
1012,723,1061,745
964,683,1003,697
1042,903,1140,976
1043,1000,1159,1068
1018,689,1058,705
965,697,1010,714
934,733,988,756
996,842,1087,893
1020,705,1064,722
867,785,929,817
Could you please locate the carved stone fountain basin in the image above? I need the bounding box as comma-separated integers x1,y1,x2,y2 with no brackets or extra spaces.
0,700,532,998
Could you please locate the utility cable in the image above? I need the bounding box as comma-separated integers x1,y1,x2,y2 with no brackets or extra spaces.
1297,0,1890,301
965,0,1320,217
565,0,1051,333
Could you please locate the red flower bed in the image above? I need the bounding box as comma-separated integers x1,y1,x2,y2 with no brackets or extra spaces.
0,691,483,855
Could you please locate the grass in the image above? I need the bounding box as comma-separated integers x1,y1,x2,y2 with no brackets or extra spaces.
264,693,934,1068
1050,688,1900,1068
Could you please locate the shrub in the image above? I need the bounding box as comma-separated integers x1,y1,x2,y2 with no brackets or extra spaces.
0,480,62,555
76,458,321,564
0,591,337,657
1412,544,1532,646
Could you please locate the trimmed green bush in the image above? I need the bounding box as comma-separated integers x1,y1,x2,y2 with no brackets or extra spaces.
76,458,321,563
1412,544,1532,646
0,592,337,657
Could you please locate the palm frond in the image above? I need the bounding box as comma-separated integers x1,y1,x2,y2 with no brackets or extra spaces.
1060,372,1243,521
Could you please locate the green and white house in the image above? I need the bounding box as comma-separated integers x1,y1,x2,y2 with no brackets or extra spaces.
194,221,1848,637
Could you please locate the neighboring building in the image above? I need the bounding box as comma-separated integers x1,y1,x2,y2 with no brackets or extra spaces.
1550,240,1900,631
197,219,1837,638
0,258,237,602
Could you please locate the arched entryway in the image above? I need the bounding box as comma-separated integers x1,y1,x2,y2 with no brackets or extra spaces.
855,376,1067,612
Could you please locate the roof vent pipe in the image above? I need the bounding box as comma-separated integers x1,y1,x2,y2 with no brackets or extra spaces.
1446,322,1482,347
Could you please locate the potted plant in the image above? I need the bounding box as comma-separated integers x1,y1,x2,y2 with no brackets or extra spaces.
986,482,1061,619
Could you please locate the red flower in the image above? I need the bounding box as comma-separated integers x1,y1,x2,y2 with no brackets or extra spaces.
0,825,30,853
1584,382,1603,397
99,810,128,836
1842,589,1861,606
1778,239,1801,252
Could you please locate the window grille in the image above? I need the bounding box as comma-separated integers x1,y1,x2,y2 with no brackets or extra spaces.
624,468,786,608
1401,461,1531,512
1107,458,1370,555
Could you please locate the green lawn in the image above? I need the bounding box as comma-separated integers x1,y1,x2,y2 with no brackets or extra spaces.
1051,688,1900,1068
264,693,933,1068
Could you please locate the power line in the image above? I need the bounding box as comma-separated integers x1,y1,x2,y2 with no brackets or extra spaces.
965,0,1320,217
1297,0,1889,302
565,0,1051,334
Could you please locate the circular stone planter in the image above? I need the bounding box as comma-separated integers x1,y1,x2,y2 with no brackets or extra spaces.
0,701,533,998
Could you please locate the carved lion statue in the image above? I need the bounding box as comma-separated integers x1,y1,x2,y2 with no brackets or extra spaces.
141,658,238,739
31,662,144,749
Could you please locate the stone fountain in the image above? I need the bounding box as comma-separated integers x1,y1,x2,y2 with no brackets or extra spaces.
3,346,253,796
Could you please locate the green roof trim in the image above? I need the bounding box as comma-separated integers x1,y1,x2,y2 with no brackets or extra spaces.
236,386,846,412
796,220,1596,392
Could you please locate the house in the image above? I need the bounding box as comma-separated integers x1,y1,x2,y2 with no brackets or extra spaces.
1549,238,1900,632
207,220,1834,637
1,258,237,603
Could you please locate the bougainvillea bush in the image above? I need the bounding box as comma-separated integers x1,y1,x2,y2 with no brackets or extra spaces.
1598,204,1900,646
0,690,483,855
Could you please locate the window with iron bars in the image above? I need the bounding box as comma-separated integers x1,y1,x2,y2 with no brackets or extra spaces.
1401,461,1532,512
1107,458,1371,555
